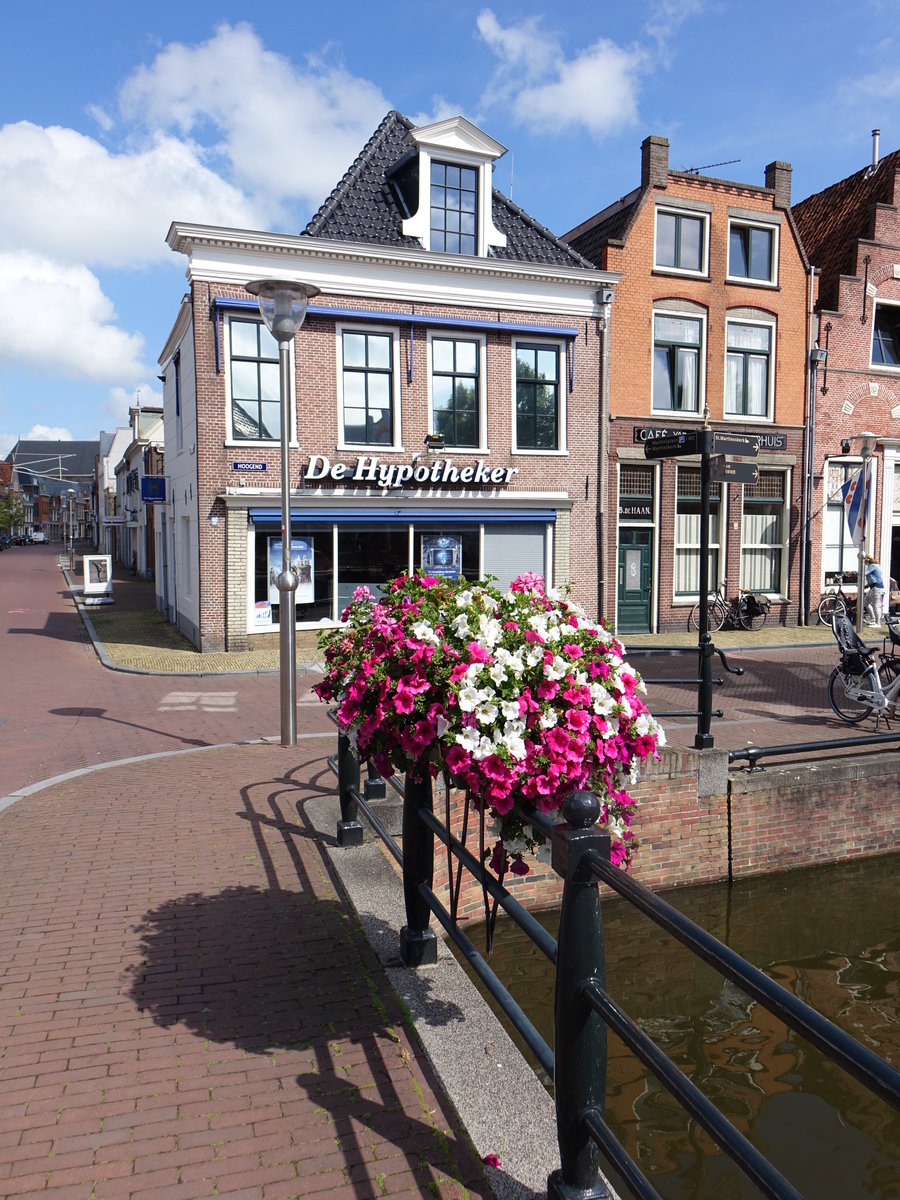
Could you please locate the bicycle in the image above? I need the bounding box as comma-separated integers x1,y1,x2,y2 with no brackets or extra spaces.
827,610,900,723
817,573,858,624
688,580,771,633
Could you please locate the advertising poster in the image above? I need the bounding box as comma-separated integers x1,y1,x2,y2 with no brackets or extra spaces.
421,534,462,580
83,554,114,600
267,537,315,605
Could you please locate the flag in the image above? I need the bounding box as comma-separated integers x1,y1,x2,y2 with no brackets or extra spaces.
840,468,869,547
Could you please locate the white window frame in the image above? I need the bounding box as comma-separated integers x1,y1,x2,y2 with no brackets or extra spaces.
427,331,487,451
724,314,776,423
673,465,723,601
654,207,709,276
511,337,568,456
336,323,403,452
726,218,779,286
651,309,707,418
870,299,900,370
740,468,790,596
223,315,296,447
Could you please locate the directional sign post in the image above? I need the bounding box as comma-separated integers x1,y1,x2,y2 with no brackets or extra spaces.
643,430,702,459
710,454,759,485
713,432,759,458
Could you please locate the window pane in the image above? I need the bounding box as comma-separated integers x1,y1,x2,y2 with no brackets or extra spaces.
728,323,770,351
259,402,280,440
259,361,280,404
259,324,279,359
536,349,558,381
460,167,477,191
726,353,743,413
653,348,674,409
680,216,702,271
676,348,698,411
368,374,391,410
431,161,445,184
343,332,367,367
230,321,259,358
454,380,476,411
432,339,454,372
231,360,259,400
233,400,260,439
749,227,773,279
433,377,453,409
516,347,536,377
455,340,477,373
729,227,748,276
367,334,391,369
343,372,365,406
657,213,676,266
344,408,367,443
655,315,701,345
872,305,900,366
747,356,768,415
338,525,410,613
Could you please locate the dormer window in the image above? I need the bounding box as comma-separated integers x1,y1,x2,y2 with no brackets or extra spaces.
401,116,507,257
431,161,477,255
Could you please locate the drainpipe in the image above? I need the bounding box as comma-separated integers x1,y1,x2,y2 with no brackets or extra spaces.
597,289,614,623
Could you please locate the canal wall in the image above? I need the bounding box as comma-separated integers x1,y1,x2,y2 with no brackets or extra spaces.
429,746,900,917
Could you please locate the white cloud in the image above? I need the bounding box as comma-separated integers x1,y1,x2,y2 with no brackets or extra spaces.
0,253,149,383
21,424,74,441
118,22,390,215
0,122,259,269
476,10,643,138
105,383,162,428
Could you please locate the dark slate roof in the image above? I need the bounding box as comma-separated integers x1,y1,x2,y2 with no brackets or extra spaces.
6,440,99,490
561,188,643,266
304,110,595,270
793,148,900,312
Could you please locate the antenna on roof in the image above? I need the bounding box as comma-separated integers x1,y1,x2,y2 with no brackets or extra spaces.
681,158,740,175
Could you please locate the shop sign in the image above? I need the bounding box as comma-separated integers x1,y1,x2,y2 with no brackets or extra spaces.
619,502,652,520
304,454,518,490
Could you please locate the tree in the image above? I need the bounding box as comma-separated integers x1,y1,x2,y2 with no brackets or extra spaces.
0,493,25,532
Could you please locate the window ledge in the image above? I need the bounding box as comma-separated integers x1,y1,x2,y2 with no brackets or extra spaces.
651,268,710,282
224,439,299,449
336,444,407,454
511,448,569,457
725,277,780,290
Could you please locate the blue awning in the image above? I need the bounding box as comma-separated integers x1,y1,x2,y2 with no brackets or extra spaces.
248,507,557,525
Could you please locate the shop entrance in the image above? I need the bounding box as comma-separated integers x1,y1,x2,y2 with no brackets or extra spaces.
617,529,653,633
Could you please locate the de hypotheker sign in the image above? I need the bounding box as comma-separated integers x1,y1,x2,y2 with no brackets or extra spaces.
303,454,518,490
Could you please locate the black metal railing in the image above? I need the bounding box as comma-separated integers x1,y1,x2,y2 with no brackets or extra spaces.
629,644,743,727
329,724,900,1200
729,727,900,770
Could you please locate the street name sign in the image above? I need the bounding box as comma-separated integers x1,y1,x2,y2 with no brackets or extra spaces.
713,433,759,457
710,455,759,484
643,430,702,459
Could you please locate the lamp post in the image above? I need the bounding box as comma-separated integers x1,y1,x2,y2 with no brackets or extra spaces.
66,488,75,563
245,278,320,747
852,432,876,638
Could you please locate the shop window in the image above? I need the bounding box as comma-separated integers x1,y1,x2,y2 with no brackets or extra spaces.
674,467,721,596
725,319,773,419
229,319,281,441
741,470,787,593
337,525,410,614
515,342,562,451
431,337,480,448
416,528,479,581
342,330,395,445
728,222,776,283
254,529,333,625
483,524,545,590
653,313,703,413
823,460,864,582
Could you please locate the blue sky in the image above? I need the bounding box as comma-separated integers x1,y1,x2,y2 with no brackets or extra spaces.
1,0,896,457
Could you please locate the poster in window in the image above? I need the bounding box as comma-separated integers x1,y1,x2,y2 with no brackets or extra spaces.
421,534,462,580
268,537,314,605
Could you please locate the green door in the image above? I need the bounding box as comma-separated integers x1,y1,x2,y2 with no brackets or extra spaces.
617,530,652,633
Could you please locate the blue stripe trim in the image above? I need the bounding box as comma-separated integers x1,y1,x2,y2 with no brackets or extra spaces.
248,507,557,525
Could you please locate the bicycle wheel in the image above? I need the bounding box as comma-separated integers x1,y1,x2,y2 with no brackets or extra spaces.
827,665,874,723
818,594,847,624
737,597,768,632
689,599,726,632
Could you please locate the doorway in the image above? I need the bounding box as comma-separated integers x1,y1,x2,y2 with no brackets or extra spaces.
617,529,653,633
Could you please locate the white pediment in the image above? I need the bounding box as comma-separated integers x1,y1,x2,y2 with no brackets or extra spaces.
406,115,507,164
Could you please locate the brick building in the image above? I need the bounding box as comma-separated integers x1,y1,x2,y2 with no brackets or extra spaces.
563,137,811,632
793,133,900,605
159,113,616,652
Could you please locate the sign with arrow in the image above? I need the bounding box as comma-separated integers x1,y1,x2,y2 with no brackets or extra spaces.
713,433,759,457
710,454,759,484
643,430,703,459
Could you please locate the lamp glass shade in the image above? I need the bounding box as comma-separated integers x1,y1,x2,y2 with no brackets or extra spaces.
245,279,320,344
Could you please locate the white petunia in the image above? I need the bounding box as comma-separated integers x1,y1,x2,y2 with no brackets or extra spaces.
500,731,527,760
458,685,482,712
476,700,499,725
450,613,471,638
457,727,481,752
456,590,474,609
489,662,508,685
410,620,440,645
539,710,558,729
501,699,522,721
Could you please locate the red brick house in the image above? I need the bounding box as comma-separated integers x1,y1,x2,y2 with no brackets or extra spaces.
563,136,812,632
159,113,616,652
793,134,900,607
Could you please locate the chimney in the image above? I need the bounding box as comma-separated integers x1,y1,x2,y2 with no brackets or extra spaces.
872,128,880,167
641,135,669,189
765,160,792,210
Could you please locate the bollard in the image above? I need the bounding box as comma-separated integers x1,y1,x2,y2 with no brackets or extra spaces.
364,763,386,802
336,732,364,847
399,767,438,966
548,791,613,1200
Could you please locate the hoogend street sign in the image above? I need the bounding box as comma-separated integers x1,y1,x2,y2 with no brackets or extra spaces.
643,430,702,459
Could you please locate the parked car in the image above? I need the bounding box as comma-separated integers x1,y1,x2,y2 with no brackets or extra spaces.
31,531,46,543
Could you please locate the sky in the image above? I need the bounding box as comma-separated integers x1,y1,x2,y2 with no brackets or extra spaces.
1,0,897,459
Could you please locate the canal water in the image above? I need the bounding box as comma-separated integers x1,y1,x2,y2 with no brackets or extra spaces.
463,853,899,1199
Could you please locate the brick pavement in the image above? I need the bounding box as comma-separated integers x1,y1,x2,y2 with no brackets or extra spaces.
0,741,490,1200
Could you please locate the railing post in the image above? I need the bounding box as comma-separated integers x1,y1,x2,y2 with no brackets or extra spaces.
364,764,386,802
336,731,364,847
548,790,613,1200
399,766,438,967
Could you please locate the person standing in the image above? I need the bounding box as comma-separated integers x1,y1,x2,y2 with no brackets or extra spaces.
864,556,885,626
